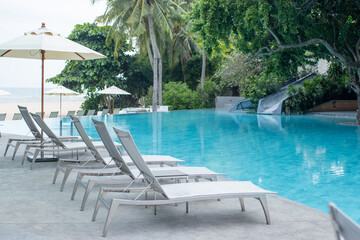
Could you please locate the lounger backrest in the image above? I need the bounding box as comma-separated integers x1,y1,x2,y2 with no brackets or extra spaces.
49,112,59,118
66,111,75,117
329,202,360,240
31,113,66,148
71,116,103,162
92,119,134,178
113,127,167,197
18,106,41,139
12,113,22,120
76,110,85,116
113,108,120,114
86,110,95,116
102,109,109,115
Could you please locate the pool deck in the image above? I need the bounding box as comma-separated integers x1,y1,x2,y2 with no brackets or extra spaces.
0,133,335,240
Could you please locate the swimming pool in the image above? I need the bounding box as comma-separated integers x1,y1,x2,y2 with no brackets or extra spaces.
53,110,360,222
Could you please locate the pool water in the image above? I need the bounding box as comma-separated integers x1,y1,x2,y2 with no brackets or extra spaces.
53,110,360,222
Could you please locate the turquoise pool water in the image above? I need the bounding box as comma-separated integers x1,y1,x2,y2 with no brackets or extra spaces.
53,110,360,222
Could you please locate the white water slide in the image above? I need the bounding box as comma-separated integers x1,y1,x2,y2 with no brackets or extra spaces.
257,73,315,115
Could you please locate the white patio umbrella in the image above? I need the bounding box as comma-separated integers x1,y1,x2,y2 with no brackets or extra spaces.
97,86,130,113
45,85,79,117
0,89,10,96
0,23,106,122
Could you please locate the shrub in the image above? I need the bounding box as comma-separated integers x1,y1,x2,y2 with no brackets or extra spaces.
163,82,197,110
284,63,355,113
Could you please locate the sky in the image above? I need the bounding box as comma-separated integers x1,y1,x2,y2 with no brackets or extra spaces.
0,0,107,88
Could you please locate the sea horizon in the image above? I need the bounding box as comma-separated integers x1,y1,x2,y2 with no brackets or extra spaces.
0,87,85,104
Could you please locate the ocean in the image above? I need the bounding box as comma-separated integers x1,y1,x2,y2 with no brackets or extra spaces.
0,87,85,103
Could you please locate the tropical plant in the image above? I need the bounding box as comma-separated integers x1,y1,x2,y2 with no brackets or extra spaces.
285,63,355,113
47,23,151,111
93,0,185,112
190,0,360,121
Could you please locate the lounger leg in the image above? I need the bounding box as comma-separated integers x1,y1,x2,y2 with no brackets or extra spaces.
60,167,73,192
31,149,40,170
102,200,120,237
257,196,271,225
186,202,189,213
154,193,157,215
4,139,12,156
239,198,245,211
11,142,21,160
92,189,106,222
80,181,96,211
71,173,84,200
21,145,31,165
53,166,60,184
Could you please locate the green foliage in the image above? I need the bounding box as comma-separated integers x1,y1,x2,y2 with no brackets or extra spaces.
150,80,220,110
195,79,220,108
163,82,198,110
190,0,360,96
284,63,356,113
47,23,152,110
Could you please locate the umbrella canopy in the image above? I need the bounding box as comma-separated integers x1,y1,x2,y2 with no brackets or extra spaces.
45,85,79,117
97,86,131,95
0,89,10,96
98,86,131,114
45,85,79,96
0,24,106,60
0,22,106,123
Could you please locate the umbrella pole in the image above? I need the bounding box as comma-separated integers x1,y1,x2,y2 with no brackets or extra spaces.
60,94,62,117
41,50,45,141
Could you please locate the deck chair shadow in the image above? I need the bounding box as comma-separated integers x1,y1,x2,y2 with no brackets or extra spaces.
4,106,78,160
22,113,105,169
72,120,213,211
93,127,276,237
329,202,360,240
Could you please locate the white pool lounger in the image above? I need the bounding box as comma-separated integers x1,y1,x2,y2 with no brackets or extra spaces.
92,128,277,237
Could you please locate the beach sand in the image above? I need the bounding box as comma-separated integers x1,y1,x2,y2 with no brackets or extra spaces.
0,101,83,120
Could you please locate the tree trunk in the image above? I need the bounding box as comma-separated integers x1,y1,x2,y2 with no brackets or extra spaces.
201,49,206,88
148,14,159,112
181,59,186,83
349,69,360,124
146,40,154,70
104,95,111,112
157,50,163,106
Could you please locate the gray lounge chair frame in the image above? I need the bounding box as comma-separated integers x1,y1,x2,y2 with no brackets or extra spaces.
86,110,96,116
72,120,220,211
329,202,360,240
22,113,104,169
93,128,276,237
53,115,121,192
113,108,120,114
12,113,22,120
66,111,76,117
4,106,78,160
76,110,85,116
0,113,6,121
49,111,59,118
102,109,109,115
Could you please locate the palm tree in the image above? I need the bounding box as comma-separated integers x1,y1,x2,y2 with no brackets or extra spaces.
168,21,201,83
93,0,184,111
